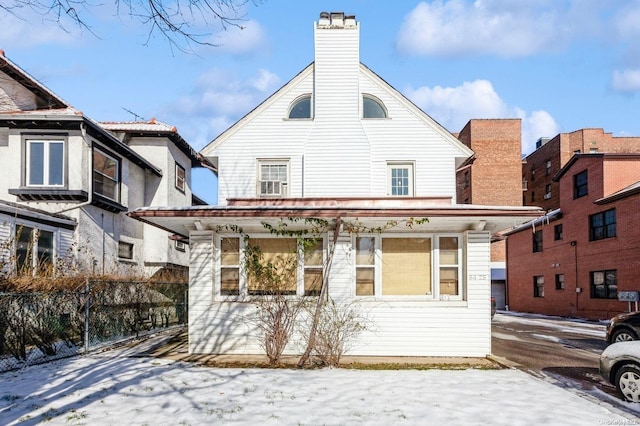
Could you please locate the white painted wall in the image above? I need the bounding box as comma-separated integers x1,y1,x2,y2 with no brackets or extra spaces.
188,230,493,357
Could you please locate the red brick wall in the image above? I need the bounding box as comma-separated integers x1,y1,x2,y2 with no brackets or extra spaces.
508,156,640,320
456,119,522,206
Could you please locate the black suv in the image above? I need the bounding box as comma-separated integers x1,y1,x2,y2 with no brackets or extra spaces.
606,311,640,344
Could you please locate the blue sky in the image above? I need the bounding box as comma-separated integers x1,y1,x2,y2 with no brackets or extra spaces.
3,1,640,204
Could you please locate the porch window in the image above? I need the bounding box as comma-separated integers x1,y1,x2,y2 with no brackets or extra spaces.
303,239,324,296
93,148,120,201
220,237,240,296
26,139,64,186
354,234,464,300
355,237,375,296
387,162,414,196
439,236,461,298
382,238,431,296
217,236,325,298
257,160,288,197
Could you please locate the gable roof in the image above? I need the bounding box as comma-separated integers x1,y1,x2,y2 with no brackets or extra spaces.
0,52,162,176
0,51,70,111
201,61,473,161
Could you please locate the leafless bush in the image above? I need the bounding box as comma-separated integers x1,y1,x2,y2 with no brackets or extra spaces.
301,299,370,367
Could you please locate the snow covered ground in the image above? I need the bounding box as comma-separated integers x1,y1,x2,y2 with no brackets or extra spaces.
1,345,638,425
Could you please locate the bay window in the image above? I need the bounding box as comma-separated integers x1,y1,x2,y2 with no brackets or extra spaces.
93,148,120,201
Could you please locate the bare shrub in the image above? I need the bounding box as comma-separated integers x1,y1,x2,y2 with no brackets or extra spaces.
301,299,370,367
244,237,307,365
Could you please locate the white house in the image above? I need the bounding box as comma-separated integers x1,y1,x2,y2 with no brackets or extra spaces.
129,12,541,357
0,51,212,278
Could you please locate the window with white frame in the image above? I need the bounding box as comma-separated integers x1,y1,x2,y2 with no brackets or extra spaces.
354,234,463,300
175,162,186,192
257,160,288,197
26,139,65,186
288,95,312,119
93,148,120,201
216,236,325,298
15,225,55,274
387,163,414,196
362,94,388,119
220,237,240,296
438,236,461,298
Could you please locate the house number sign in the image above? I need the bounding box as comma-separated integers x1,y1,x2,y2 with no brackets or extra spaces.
468,274,489,281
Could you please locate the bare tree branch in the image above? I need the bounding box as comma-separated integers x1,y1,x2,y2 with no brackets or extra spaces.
1,0,260,51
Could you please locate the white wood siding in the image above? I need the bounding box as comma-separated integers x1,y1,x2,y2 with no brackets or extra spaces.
188,230,493,357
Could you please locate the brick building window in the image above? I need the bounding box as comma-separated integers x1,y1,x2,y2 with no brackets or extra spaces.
530,191,535,202
555,274,565,290
590,209,616,241
530,168,536,181
532,230,543,253
591,270,617,299
544,184,552,200
545,160,551,175
554,224,563,240
534,276,544,297
573,170,588,199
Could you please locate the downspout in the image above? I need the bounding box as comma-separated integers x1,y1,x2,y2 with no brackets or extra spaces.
572,240,579,312
55,121,93,214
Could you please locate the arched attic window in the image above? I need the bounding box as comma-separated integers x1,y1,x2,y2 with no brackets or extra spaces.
363,94,388,119
288,94,312,119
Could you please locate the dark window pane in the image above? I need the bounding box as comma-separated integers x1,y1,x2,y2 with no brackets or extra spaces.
289,96,311,119
363,96,387,118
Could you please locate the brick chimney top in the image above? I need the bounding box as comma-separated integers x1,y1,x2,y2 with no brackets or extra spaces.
317,12,356,28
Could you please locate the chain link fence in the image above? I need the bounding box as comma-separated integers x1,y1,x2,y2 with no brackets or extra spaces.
0,280,187,372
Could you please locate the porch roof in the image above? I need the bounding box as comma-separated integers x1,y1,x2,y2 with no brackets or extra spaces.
128,198,542,239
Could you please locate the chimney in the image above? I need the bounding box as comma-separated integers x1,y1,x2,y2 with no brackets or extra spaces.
314,12,360,120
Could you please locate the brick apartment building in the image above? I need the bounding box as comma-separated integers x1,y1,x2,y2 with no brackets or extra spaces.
505,153,640,320
522,128,640,212
455,119,523,309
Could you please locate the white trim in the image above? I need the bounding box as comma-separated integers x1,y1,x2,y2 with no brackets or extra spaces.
386,162,415,196
26,138,65,187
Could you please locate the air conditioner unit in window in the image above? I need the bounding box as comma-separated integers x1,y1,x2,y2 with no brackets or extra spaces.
544,193,552,200
260,180,286,196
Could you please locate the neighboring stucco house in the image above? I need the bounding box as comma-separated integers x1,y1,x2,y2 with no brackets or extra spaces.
0,51,212,278
129,12,541,357
506,153,640,320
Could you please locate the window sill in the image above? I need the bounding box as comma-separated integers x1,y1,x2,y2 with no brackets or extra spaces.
9,188,88,202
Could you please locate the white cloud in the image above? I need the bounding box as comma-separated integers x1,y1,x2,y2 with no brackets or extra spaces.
519,109,561,155
165,67,281,150
611,69,640,93
395,0,582,58
404,79,559,155
0,12,79,47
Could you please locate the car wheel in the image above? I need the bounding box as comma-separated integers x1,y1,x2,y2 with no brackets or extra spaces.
615,364,640,403
612,329,638,343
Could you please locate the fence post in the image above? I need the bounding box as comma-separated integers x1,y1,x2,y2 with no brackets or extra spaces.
84,278,90,353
